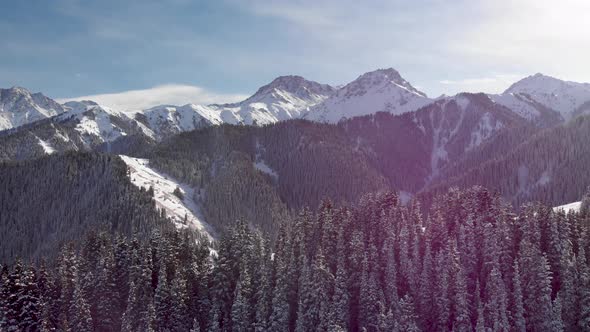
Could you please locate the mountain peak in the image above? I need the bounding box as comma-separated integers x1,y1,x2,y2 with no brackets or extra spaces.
7,86,31,94
344,68,427,98
249,75,335,101
0,86,66,131
504,73,566,94
496,73,590,122
305,68,432,123
358,68,403,81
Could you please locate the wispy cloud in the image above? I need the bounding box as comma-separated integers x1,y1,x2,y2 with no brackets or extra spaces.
439,74,524,94
57,84,248,111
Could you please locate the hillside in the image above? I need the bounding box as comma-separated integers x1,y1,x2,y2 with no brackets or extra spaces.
0,152,170,263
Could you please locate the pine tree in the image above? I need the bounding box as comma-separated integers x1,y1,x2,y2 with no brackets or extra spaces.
154,266,173,331
485,266,509,332
550,293,564,332
518,240,554,331
268,248,291,332
95,255,120,332
232,270,252,332
254,239,273,332
57,245,78,324
358,252,383,332
417,238,435,331
170,275,191,331
451,245,471,332
398,294,420,332
1,260,22,331
327,231,350,331
578,247,590,331
434,248,450,331
511,261,526,332
69,273,93,332
383,234,399,313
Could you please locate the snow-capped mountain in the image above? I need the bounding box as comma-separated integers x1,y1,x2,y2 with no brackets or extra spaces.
211,75,335,125
490,73,590,125
134,103,223,139
0,87,67,131
58,100,146,146
305,68,432,123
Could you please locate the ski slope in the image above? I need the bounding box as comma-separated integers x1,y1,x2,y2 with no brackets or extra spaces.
120,155,215,242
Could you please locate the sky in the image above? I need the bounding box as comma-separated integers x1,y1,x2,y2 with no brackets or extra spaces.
1,0,589,110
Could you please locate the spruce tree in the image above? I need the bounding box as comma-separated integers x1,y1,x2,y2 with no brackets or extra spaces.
511,261,526,332
398,294,420,332
69,273,93,332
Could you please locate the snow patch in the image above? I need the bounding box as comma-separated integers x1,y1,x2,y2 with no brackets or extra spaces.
254,160,278,180
120,155,215,242
468,113,504,150
553,201,582,214
253,140,278,180
36,136,55,155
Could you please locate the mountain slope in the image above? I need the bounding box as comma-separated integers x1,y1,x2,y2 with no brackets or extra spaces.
423,114,590,208
0,103,155,161
121,155,215,241
341,93,528,192
0,152,170,263
305,68,432,123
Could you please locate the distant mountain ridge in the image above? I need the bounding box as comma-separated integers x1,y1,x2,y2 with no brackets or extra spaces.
2,69,590,145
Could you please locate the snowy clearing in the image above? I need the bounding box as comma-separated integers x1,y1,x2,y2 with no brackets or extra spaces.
36,136,55,154
254,160,278,180
553,201,582,214
119,155,215,241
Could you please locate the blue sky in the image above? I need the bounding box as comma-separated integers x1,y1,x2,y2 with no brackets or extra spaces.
1,0,589,109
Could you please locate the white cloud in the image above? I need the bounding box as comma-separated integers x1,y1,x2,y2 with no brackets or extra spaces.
439,74,525,94
57,84,248,111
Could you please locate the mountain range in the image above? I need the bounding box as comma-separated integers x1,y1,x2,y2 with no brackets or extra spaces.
1,67,590,262
3,68,590,138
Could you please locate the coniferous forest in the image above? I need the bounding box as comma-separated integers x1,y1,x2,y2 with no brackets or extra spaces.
2,187,590,331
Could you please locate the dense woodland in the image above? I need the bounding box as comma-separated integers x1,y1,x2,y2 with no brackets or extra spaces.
3,102,590,237
150,112,590,237
0,152,169,263
150,121,390,235
2,187,590,331
427,114,590,208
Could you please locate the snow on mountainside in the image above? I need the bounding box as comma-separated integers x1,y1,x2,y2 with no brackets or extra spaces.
412,93,526,180
120,155,215,241
212,75,335,125
59,101,144,146
133,103,223,139
305,68,432,123
490,73,590,124
0,87,67,131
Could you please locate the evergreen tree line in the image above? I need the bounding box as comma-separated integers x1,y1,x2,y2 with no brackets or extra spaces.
2,186,590,331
